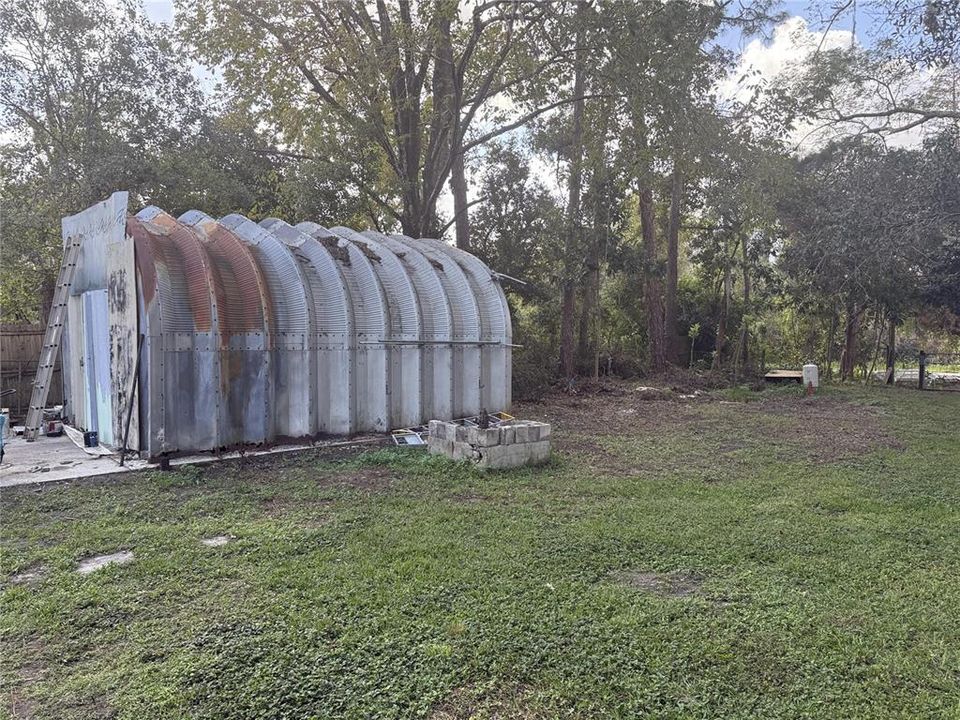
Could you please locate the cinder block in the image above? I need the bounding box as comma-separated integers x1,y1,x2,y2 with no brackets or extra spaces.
477,439,551,470
514,425,530,443
427,436,454,456
455,424,469,442
476,427,500,447
527,424,541,442
537,423,552,439
428,420,443,438
452,440,479,462
465,425,479,445
444,422,458,441
500,426,515,444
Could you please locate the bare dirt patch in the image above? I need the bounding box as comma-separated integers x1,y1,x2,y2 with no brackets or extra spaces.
515,382,903,471
738,397,904,463
611,569,705,598
430,682,544,720
76,550,134,575
10,564,47,586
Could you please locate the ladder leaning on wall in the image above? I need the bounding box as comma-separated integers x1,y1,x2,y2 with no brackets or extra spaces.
24,238,83,442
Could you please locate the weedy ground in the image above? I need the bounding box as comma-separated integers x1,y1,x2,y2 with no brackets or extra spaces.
1,383,958,719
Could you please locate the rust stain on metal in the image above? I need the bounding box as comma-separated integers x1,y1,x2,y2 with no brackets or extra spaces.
195,222,272,338
318,235,351,265
128,216,214,331
128,218,157,306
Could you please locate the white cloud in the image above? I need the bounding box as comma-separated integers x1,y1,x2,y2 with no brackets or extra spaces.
719,16,854,106
719,16,940,152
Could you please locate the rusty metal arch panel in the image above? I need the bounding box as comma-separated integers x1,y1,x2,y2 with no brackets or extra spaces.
187,212,315,440
130,209,220,456
392,235,483,417
333,227,422,429
297,221,389,432
365,230,454,422
260,218,353,435
410,238,512,414
163,211,272,449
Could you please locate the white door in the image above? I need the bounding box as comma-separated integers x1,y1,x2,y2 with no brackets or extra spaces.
82,290,113,445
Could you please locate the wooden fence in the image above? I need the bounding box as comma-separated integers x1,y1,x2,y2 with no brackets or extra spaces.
0,324,62,420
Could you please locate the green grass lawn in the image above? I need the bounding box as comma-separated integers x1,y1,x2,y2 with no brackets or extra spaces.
2,384,959,719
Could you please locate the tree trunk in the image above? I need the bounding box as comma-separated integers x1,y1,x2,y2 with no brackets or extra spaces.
824,308,837,381
741,234,751,372
840,303,862,381
712,237,732,371
560,280,577,385
578,236,599,371
449,147,470,249
559,0,587,383
885,316,896,384
665,166,682,365
866,306,885,384
639,182,666,373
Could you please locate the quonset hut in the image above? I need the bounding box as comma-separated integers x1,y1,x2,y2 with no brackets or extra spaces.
60,192,512,459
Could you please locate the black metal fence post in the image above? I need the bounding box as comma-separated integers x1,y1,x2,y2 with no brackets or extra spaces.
919,350,926,390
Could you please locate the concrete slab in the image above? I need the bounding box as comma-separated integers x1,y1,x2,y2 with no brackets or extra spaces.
0,434,141,487
0,432,388,488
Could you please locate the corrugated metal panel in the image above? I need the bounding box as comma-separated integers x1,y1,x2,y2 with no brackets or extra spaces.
162,209,272,449
260,218,353,435
365,230,454,421
401,237,512,414
333,227,421,429
129,212,220,455
297,221,389,432
211,214,318,438
392,235,483,417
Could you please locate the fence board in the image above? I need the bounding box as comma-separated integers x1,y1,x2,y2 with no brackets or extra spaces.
1,324,63,419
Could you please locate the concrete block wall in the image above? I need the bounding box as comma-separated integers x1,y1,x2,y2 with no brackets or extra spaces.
427,419,551,470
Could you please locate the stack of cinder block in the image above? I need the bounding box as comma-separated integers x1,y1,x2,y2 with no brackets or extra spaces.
427,419,551,470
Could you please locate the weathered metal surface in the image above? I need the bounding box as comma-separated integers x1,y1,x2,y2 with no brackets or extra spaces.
333,227,422,429
60,196,512,459
193,213,314,441
60,192,138,450
258,218,353,435
406,237,513,413
392,234,482,417
186,212,273,448
129,211,220,455
298,222,389,432
365,230,454,422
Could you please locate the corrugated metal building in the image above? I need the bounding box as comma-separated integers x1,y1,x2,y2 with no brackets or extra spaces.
60,192,512,459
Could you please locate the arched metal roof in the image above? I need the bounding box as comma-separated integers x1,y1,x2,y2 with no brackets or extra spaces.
118,210,511,457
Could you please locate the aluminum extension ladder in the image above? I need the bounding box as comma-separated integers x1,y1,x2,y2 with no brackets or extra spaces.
24,239,83,441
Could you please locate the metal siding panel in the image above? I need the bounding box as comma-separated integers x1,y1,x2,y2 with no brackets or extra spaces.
131,212,221,454
392,235,482,417
364,230,453,423
196,213,314,440
81,290,113,444
166,211,272,448
260,218,353,435
405,238,512,414
333,227,421,429
298,222,389,433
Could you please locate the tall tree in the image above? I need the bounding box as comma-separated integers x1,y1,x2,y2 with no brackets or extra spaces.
0,0,201,320
180,0,577,243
